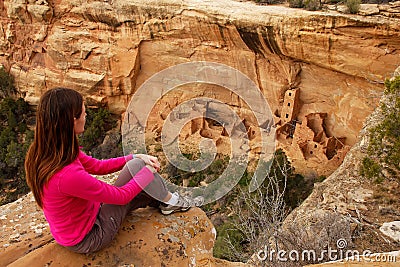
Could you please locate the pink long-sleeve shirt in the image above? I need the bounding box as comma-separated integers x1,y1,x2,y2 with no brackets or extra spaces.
42,151,154,246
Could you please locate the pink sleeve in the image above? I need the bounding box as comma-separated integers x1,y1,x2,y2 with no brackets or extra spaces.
78,150,133,175
59,165,154,205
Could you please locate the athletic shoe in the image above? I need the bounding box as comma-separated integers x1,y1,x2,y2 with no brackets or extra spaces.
159,194,204,215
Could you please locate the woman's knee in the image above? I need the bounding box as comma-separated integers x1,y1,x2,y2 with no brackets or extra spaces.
126,157,146,172
115,158,146,187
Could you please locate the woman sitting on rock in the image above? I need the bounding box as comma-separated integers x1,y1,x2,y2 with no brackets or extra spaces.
25,87,203,253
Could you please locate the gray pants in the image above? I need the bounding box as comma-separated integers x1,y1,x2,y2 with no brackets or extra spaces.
66,158,169,253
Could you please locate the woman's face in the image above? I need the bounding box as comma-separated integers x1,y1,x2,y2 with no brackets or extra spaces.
74,103,86,134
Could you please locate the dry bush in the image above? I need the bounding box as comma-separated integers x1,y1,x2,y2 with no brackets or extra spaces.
223,156,290,265
222,156,354,266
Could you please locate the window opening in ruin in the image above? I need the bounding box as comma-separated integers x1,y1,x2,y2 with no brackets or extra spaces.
285,114,289,118
288,102,291,106
288,120,298,138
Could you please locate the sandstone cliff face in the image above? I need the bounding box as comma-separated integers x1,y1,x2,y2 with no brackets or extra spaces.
1,0,400,175
0,192,249,267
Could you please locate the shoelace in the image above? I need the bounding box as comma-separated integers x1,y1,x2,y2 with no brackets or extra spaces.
177,196,191,207
194,197,204,206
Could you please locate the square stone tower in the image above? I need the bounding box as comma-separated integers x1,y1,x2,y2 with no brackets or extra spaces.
281,88,300,124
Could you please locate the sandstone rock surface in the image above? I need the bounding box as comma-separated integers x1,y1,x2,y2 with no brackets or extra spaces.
0,192,249,267
380,221,400,243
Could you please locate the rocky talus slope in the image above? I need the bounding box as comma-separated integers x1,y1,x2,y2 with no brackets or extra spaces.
1,0,400,176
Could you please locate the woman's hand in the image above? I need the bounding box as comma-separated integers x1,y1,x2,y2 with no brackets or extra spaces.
136,154,160,172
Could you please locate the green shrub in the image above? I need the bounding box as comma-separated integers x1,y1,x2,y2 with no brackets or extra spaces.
79,106,118,158
360,157,383,182
260,149,313,209
346,0,361,14
162,153,229,187
304,0,321,10
213,221,246,261
0,67,16,98
384,75,400,95
237,168,253,187
360,76,400,182
289,0,304,8
315,175,327,183
0,94,34,205
252,0,286,4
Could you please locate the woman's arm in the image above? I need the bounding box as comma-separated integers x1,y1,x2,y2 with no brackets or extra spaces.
59,164,154,205
78,150,133,175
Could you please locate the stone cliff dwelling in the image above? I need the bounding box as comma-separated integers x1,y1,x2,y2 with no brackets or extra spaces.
277,89,350,175
1,0,398,177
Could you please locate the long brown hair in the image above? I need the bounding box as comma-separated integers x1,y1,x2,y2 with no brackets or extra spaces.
25,88,83,208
